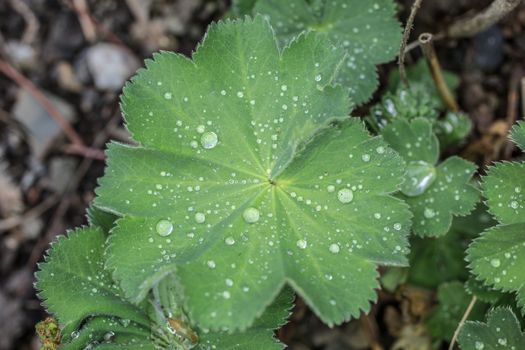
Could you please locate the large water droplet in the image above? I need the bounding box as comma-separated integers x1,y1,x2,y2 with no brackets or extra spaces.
201,131,218,149
155,219,173,237
401,161,437,197
296,239,307,249
242,207,260,224
490,258,501,268
195,212,206,224
337,188,354,204
329,243,340,254
424,207,436,219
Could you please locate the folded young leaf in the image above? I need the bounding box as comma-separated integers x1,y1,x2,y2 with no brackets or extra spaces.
35,227,150,332
253,0,402,105
458,308,525,350
96,17,411,331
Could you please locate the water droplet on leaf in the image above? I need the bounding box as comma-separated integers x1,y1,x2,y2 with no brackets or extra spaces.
201,132,218,149
242,207,260,224
401,161,437,197
156,219,173,237
337,189,354,204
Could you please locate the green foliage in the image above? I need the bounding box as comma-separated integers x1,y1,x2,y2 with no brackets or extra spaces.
426,282,485,344
251,0,402,105
371,75,478,237
35,227,150,332
36,227,293,349
33,1,525,348
94,16,411,332
458,308,525,350
467,122,525,312
408,204,495,289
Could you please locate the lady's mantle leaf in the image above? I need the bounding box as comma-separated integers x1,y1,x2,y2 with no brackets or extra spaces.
197,290,293,350
35,227,149,331
97,17,411,331
458,308,525,350
253,0,402,105
482,162,525,225
467,223,525,312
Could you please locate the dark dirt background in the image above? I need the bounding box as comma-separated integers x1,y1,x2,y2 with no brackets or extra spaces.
1,1,524,349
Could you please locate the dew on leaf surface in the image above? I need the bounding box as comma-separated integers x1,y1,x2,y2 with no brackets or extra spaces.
490,258,501,268
337,188,354,204
195,212,206,224
296,239,307,249
242,207,260,224
201,131,218,149
155,219,173,237
474,341,484,350
401,161,437,197
423,207,436,219
329,243,340,254
164,92,173,100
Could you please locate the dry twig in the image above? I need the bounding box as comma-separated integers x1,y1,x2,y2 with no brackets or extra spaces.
445,0,522,39
419,33,459,112
448,296,477,350
0,58,105,160
399,0,424,86
8,0,39,44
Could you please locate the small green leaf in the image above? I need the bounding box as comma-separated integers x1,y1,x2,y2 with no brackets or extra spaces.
482,162,525,225
434,112,472,150
403,156,478,237
35,227,149,331
458,308,525,350
409,204,495,289
381,118,439,163
467,223,525,311
97,17,411,331
232,0,257,16
465,277,506,304
60,317,153,350
87,205,118,234
426,282,485,343
510,121,525,151
369,84,441,130
387,59,460,109
253,0,402,105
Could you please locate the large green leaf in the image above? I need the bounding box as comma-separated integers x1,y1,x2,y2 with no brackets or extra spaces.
468,148,525,311
35,227,150,333
482,162,525,225
467,223,525,312
252,0,402,105
96,17,411,331
458,308,525,350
